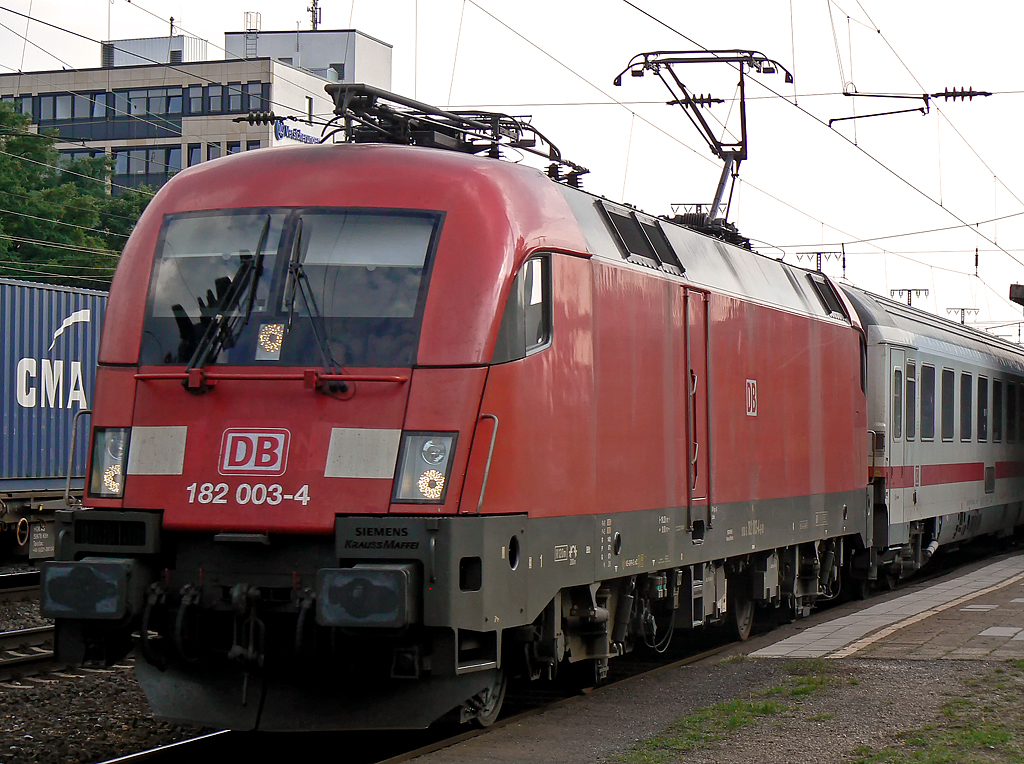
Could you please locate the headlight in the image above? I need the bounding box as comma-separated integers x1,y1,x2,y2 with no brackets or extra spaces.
393,432,456,503
90,428,131,498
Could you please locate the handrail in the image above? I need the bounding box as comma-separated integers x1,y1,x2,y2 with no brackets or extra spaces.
64,409,91,508
476,414,500,513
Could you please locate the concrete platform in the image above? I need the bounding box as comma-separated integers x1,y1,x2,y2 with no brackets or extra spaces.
752,552,1024,660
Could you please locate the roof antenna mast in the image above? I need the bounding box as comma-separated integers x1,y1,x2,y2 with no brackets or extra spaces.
614,50,792,234
308,0,322,31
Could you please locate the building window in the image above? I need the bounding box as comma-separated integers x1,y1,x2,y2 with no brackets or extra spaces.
921,365,936,440
978,377,989,442
147,147,167,173
19,95,32,117
940,368,954,441
188,85,202,114
246,140,260,151
129,90,147,116
245,81,262,111
149,89,167,115
228,82,243,112
73,93,91,119
330,63,345,80
167,88,182,114
92,93,109,119
167,146,181,173
207,142,221,161
54,94,72,120
227,141,241,154
129,148,147,174
208,85,222,112
188,143,201,166
39,95,54,121
113,149,128,175
114,91,129,118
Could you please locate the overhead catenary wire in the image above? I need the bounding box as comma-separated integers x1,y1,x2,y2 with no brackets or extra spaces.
458,0,1024,304
851,0,1024,216
0,205,129,238
1,186,140,223
0,262,112,283
0,231,119,256
616,0,1024,274
0,146,152,195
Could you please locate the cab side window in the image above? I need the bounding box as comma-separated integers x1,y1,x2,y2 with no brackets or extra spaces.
492,255,552,363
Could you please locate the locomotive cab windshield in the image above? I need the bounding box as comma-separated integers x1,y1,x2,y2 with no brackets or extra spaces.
140,207,443,368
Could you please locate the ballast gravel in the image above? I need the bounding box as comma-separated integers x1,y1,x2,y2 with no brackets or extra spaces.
0,658,202,764
0,600,51,633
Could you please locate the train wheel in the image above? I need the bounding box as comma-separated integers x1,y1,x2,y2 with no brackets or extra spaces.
471,671,507,728
728,591,754,642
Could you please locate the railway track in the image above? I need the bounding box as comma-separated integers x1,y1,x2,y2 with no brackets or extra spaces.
0,625,54,679
0,569,40,602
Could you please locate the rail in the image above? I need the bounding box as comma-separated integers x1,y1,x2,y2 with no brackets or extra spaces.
0,570,40,602
0,625,54,675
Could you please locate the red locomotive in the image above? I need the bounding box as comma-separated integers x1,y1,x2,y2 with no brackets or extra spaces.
39,81,1022,731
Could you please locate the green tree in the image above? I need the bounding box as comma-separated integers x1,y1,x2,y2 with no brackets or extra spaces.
0,100,153,289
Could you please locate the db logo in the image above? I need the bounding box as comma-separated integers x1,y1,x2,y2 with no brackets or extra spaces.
218,429,290,476
745,379,757,417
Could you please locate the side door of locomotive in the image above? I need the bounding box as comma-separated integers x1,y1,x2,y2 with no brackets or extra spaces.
685,288,710,523
888,347,906,527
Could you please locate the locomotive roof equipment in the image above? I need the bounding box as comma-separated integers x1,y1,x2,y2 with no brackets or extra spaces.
323,82,590,187
614,49,793,239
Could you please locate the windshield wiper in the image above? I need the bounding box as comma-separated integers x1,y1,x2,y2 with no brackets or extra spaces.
185,215,271,372
284,219,348,393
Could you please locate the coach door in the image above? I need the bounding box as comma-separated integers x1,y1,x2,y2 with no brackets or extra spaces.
685,288,711,535
888,348,905,526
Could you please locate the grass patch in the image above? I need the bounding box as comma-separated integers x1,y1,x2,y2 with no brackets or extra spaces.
615,659,850,762
618,699,786,764
849,662,1024,763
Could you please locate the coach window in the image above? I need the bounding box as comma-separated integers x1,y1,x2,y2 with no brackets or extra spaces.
961,373,973,441
892,368,903,440
941,368,954,441
905,363,917,440
492,255,552,363
978,377,989,442
921,365,936,440
1010,382,1018,442
994,379,1003,442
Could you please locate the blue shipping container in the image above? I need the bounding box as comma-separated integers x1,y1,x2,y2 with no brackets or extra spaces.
0,278,107,491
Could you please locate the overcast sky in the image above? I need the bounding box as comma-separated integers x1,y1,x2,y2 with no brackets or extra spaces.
3,0,1023,336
